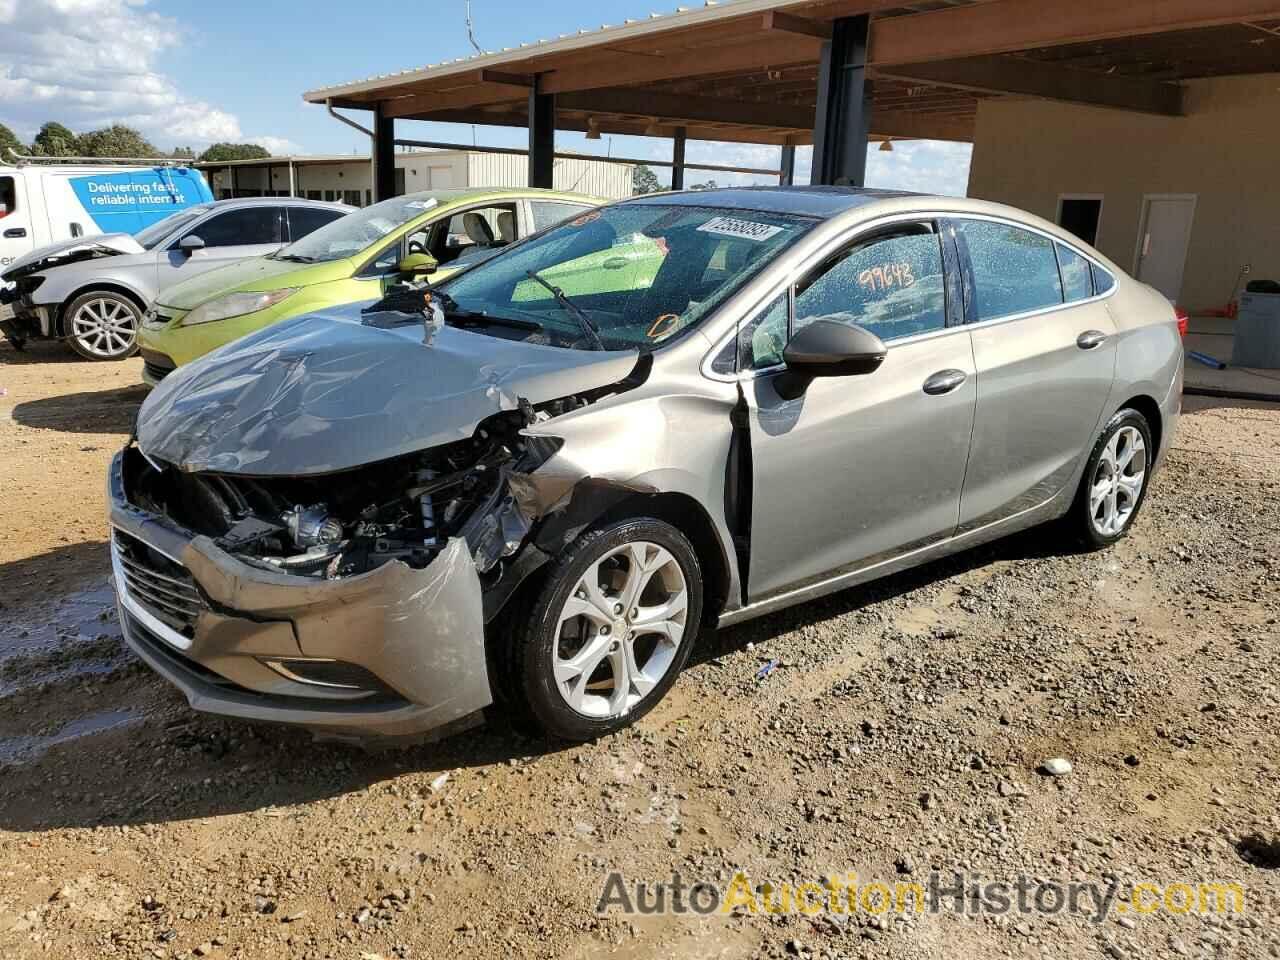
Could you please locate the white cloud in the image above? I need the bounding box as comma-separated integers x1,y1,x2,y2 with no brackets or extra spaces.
865,141,973,197
251,135,305,156
0,0,290,150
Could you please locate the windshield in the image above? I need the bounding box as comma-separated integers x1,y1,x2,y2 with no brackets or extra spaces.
135,207,211,250
438,203,815,351
277,193,441,263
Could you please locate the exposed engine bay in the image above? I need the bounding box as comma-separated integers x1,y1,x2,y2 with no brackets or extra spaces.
124,398,607,585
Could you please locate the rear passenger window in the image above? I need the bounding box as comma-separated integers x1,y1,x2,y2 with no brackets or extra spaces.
958,220,1063,321
288,206,346,241
1056,243,1094,302
794,228,947,343
1091,263,1116,295
531,201,592,232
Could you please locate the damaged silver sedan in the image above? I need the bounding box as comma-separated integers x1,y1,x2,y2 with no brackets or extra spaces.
109,189,1183,742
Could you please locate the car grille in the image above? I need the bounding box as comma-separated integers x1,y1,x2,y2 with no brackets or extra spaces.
112,530,207,637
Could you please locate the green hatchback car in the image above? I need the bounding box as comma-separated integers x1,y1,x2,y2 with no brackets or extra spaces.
138,188,603,383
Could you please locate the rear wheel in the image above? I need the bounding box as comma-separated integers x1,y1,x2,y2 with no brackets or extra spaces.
1067,408,1154,549
503,517,702,742
64,291,141,361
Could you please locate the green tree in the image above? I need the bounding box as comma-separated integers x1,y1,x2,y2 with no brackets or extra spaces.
76,124,160,159
170,146,196,161
199,142,271,163
33,121,78,157
689,179,719,191
0,122,26,160
632,163,662,195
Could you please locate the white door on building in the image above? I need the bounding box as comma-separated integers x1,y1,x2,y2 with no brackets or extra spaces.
1135,195,1196,301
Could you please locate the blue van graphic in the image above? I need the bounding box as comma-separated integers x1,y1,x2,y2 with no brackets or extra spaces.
69,167,214,234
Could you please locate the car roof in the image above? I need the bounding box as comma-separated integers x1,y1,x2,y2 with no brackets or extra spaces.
624,186,922,219
207,197,355,212
389,187,604,208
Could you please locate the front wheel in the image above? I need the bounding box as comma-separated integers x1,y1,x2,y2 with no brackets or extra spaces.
506,517,703,742
1067,408,1154,549
64,291,141,360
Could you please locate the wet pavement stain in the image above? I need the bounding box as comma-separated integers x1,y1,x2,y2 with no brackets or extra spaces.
0,576,126,697
0,708,142,765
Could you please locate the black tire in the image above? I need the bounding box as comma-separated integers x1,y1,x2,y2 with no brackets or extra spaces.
1066,408,1154,550
501,517,703,742
62,290,141,361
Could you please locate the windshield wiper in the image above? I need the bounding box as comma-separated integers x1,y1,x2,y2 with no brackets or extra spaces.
272,253,318,263
524,270,606,351
431,290,543,333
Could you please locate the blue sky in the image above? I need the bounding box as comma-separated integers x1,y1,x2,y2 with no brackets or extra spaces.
0,0,971,194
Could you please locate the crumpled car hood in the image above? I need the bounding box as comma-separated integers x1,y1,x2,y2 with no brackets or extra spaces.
137,301,640,476
1,233,143,281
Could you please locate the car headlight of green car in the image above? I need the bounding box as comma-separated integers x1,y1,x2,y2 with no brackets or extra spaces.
181,288,299,326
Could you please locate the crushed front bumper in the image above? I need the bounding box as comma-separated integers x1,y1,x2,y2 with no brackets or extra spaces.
108,451,494,740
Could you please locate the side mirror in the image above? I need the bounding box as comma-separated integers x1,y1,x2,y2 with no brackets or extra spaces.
179,235,205,256
776,319,888,399
398,252,438,276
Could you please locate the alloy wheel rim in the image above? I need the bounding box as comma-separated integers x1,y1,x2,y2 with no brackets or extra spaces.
71,298,137,358
553,541,688,719
1090,425,1147,537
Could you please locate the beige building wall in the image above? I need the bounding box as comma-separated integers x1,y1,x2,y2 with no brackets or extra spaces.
967,74,1280,311
205,150,634,205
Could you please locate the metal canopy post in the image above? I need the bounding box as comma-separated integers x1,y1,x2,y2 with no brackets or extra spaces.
373,103,397,201
671,127,688,191
811,14,872,186
780,143,797,186
528,80,556,189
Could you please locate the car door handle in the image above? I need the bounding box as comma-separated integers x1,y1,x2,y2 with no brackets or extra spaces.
1077,330,1109,350
923,369,968,396
602,256,629,270
3,227,26,238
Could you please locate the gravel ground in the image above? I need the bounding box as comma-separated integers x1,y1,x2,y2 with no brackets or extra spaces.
0,339,1278,960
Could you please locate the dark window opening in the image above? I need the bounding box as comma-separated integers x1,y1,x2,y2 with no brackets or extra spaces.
0,176,16,218
1058,198,1102,248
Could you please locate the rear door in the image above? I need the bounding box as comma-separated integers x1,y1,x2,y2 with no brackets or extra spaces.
157,205,285,291
0,172,33,268
284,205,347,243
955,218,1117,532
744,220,977,599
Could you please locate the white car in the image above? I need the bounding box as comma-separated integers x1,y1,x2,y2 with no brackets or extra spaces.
1,198,353,360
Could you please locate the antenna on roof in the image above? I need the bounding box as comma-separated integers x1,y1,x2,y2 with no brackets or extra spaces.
465,1,484,55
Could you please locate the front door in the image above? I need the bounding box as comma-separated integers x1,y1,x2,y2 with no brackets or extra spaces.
955,219,1118,531
157,205,285,293
1136,196,1196,302
744,222,977,600
0,173,32,270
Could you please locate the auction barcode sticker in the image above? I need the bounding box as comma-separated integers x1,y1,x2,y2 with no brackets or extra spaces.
697,216,784,242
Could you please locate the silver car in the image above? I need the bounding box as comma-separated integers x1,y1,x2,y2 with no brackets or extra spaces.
0,197,352,360
107,188,1182,743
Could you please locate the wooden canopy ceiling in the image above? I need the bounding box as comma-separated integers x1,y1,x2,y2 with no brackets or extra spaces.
304,0,1280,145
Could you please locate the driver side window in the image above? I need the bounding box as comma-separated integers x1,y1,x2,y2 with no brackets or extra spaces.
740,225,948,372
794,227,947,343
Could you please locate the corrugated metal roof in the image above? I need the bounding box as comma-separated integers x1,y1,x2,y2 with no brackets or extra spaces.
304,0,844,102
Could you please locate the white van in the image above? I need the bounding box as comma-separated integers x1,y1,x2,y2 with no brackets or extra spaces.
0,160,214,270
